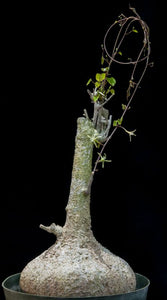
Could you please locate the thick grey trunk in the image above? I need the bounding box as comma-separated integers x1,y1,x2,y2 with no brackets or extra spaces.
20,116,136,297
64,117,94,234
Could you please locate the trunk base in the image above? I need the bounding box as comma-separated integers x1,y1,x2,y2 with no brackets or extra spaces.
2,273,150,300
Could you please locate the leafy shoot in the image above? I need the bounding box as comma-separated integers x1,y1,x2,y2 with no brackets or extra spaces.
97,153,112,168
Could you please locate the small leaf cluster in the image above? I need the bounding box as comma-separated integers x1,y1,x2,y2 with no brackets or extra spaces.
97,153,112,168
86,56,116,103
113,117,123,127
86,47,137,148
87,129,103,148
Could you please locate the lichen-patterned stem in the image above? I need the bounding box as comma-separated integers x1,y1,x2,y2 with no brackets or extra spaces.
64,117,94,235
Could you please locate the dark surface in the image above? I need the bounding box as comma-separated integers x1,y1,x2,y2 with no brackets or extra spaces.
2,273,149,300
2,0,166,300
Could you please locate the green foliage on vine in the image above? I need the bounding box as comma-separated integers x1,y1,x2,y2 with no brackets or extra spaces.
84,6,152,191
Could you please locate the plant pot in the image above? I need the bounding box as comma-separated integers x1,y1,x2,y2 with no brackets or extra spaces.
2,273,150,300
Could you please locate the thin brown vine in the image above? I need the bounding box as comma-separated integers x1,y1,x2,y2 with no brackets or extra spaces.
85,6,152,194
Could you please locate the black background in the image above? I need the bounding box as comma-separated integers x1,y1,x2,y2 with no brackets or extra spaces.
2,0,167,299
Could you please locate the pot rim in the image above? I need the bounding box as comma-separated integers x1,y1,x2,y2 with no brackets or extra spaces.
2,272,150,299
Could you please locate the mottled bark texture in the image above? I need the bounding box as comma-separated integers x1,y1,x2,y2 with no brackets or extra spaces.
20,117,136,297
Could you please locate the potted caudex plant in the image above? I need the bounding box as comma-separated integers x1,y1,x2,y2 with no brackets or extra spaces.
3,7,152,300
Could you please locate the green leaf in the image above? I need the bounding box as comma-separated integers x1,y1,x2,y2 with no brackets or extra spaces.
101,55,104,65
93,93,100,102
118,51,122,56
95,81,101,88
101,67,109,72
121,104,127,110
132,27,138,33
86,78,92,86
113,120,118,127
106,76,116,86
106,87,115,95
110,88,115,95
96,73,106,82
122,103,131,111
113,117,123,127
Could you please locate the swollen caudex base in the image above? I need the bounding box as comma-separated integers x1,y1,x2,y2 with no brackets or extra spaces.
20,118,136,297
20,232,136,297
